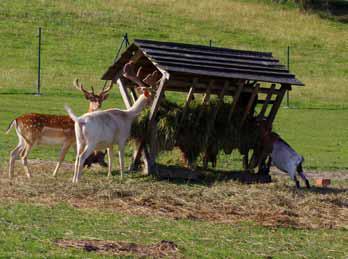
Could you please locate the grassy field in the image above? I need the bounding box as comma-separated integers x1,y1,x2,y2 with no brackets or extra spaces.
0,0,347,257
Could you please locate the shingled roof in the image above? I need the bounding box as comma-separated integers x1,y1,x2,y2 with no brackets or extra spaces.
102,39,304,86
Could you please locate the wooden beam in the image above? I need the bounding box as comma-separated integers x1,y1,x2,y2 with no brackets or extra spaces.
146,76,167,174
266,84,288,126
227,83,243,121
117,78,133,109
240,83,260,127
166,79,282,94
131,76,165,176
258,84,276,117
149,76,167,124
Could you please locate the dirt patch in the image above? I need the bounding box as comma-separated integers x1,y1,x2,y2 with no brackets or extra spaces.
55,239,179,258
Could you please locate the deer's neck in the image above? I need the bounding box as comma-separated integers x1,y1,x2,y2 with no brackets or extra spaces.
127,95,147,118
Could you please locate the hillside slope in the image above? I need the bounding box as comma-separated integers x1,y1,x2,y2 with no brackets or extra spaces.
0,0,347,105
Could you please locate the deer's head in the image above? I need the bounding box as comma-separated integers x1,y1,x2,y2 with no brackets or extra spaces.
74,79,113,112
123,61,160,106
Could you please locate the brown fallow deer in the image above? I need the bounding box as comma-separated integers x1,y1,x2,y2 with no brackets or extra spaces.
6,79,113,178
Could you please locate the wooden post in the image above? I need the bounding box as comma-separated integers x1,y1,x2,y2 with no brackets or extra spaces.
36,27,42,96
147,76,167,174
131,75,167,175
258,84,276,118
240,84,260,127
117,78,133,109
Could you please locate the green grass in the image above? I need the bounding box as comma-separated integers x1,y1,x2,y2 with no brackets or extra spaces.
0,202,346,258
0,0,348,257
0,0,347,103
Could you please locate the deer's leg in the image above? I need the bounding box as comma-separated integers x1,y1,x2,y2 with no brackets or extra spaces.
242,152,249,170
297,163,310,188
8,139,25,178
107,147,113,177
118,145,125,180
288,166,300,188
21,143,32,178
74,144,95,183
73,142,84,183
53,142,72,177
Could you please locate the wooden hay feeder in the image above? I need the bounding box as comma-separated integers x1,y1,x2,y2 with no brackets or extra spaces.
101,39,304,176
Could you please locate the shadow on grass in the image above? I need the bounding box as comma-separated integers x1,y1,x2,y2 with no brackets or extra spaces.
153,164,272,187
306,186,348,195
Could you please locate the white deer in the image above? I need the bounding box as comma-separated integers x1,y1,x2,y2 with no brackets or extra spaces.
6,80,112,178
65,61,157,183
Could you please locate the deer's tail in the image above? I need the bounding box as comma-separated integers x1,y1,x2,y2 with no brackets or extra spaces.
5,119,16,134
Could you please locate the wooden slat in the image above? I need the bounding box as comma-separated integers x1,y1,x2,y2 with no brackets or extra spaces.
178,78,198,126
227,83,243,121
240,84,260,127
149,76,167,124
155,60,295,78
194,79,214,127
151,55,289,73
164,66,304,86
117,78,133,109
148,85,278,97
258,84,276,117
136,41,277,62
257,99,275,105
143,49,283,68
267,84,288,126
165,79,281,95
130,87,138,103
135,39,274,57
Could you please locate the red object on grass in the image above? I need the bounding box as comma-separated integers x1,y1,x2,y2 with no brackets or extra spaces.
315,178,331,187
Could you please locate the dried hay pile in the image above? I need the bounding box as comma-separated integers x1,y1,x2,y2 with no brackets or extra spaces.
131,99,261,166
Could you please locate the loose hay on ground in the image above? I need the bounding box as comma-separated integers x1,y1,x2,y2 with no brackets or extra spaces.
0,163,347,230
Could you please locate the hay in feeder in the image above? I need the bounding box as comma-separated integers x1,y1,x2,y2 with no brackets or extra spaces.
131,99,261,167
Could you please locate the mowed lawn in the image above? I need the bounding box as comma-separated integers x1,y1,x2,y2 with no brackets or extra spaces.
0,0,347,258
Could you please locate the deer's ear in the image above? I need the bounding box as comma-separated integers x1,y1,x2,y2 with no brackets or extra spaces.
101,93,109,101
84,92,92,100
